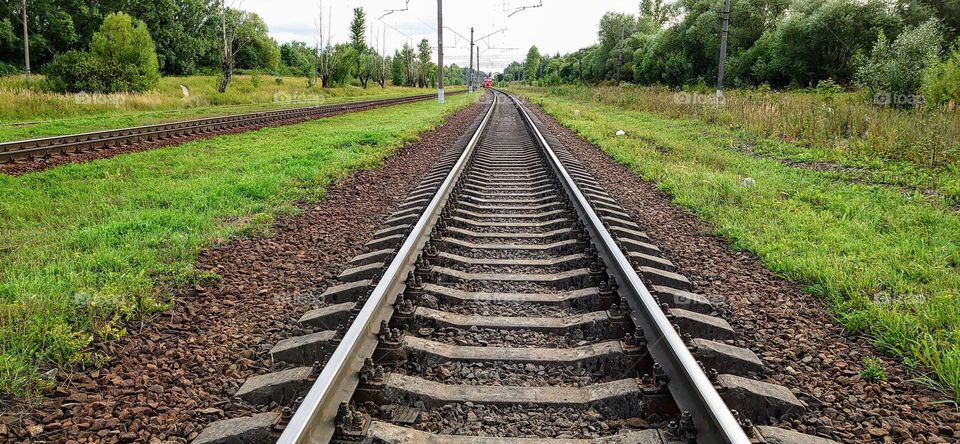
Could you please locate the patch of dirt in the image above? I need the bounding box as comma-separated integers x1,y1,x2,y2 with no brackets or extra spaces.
0,101,485,443
525,102,960,444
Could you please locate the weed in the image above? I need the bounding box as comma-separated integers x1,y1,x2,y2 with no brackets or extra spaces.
860,357,888,382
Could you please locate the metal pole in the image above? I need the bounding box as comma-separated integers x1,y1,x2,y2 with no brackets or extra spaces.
716,0,731,99
21,0,30,84
468,27,474,92
436,0,444,103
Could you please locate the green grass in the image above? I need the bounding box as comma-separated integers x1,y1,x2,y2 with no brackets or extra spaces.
0,75,446,141
0,91,477,399
860,357,888,382
512,87,960,402
521,85,960,201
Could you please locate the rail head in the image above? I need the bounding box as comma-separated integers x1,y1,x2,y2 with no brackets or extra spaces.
277,91,497,444
504,91,751,444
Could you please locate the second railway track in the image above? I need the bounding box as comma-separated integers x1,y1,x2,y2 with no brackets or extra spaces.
0,91,463,164
194,90,835,444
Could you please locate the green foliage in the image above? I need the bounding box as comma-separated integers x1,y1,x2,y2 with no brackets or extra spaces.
524,46,541,84
923,46,960,107
390,49,406,86
113,0,218,75
446,64,464,85
350,8,369,87
280,41,316,77
857,19,943,105
229,10,280,72
860,357,888,382
43,12,160,93
0,92,475,398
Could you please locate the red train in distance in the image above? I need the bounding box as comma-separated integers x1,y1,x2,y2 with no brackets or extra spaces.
483,77,493,88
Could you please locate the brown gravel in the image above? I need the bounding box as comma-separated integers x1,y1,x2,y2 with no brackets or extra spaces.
523,102,960,444
0,101,484,443
0,96,442,176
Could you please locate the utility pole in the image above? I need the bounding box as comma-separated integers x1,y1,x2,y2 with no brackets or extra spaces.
436,0,444,103
21,0,30,84
468,27,474,92
716,0,732,99
476,46,480,85
615,24,625,85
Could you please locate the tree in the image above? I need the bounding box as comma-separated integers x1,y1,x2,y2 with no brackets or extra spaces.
923,42,960,106
446,63,464,85
640,0,678,28
417,38,431,87
858,19,943,105
217,5,277,93
44,11,160,93
399,43,416,87
90,11,160,87
524,45,541,83
280,41,315,76
390,49,405,86
0,0,103,70
350,7,369,87
106,0,218,75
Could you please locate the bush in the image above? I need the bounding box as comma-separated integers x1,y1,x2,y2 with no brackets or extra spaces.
923,48,960,107
43,12,159,93
857,19,943,106
0,61,20,76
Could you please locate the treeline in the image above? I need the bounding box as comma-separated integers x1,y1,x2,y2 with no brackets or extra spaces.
0,1,468,93
501,0,960,105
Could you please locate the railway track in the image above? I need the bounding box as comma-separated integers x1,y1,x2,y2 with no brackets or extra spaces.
0,91,463,163
193,91,835,444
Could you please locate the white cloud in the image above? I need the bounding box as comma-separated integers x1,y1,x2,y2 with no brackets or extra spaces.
241,0,640,72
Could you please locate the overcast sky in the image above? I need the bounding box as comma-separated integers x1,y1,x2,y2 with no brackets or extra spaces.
241,0,641,72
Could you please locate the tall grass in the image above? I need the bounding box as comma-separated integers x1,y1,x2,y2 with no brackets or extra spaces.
0,75,431,123
0,75,439,142
539,85,960,172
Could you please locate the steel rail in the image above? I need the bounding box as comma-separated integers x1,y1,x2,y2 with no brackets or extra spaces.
506,90,750,444
277,92,498,444
0,91,464,163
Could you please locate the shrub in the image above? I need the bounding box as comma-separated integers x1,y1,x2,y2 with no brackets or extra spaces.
43,12,159,93
923,48,960,108
857,19,943,106
859,357,888,382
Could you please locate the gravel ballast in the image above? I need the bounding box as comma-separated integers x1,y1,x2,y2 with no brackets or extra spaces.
523,101,960,443
0,101,485,443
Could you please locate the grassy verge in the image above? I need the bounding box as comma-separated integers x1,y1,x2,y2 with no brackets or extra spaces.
521,85,960,201
0,91,478,399
511,87,960,402
0,75,448,141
